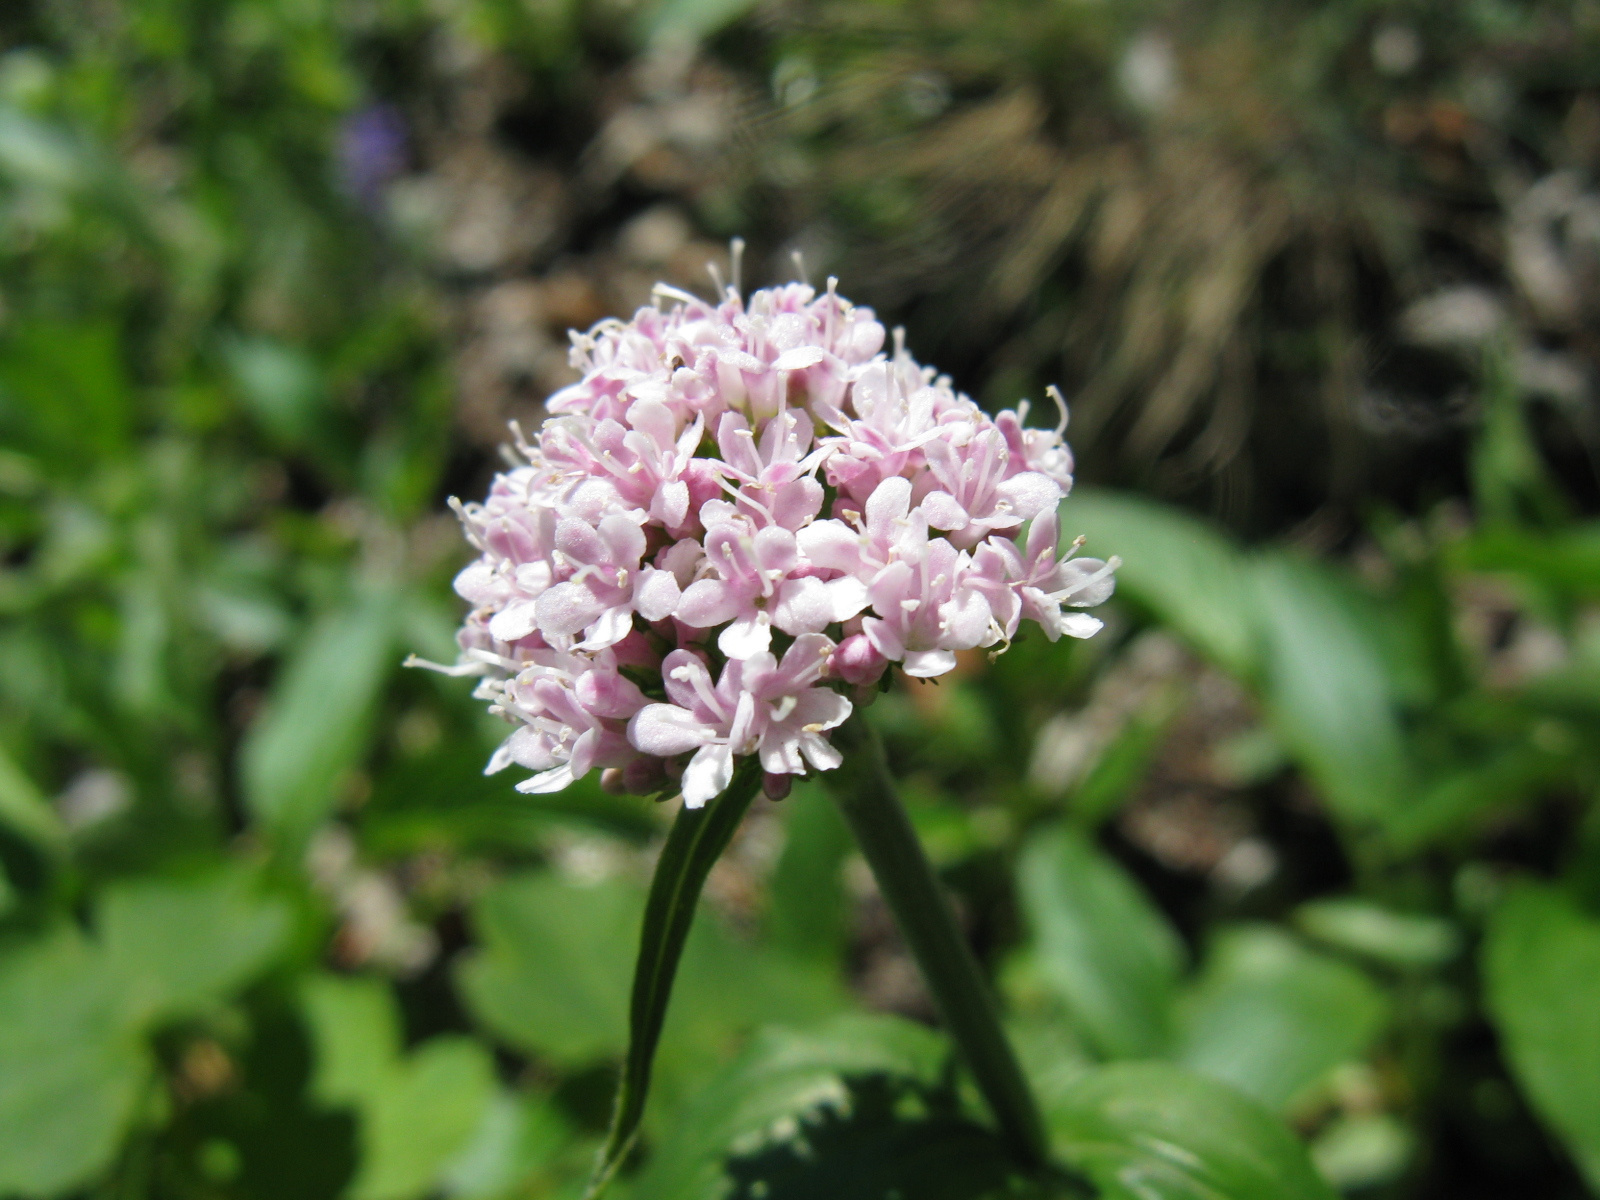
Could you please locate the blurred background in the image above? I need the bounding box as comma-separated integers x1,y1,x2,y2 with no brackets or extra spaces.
3,1,1600,1198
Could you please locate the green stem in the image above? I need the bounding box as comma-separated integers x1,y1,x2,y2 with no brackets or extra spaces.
826,713,1050,1170
585,759,763,1199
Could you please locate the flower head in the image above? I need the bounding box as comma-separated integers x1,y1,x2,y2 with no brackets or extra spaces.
414,267,1117,805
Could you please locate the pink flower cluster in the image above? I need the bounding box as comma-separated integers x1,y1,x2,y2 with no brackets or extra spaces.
420,275,1116,807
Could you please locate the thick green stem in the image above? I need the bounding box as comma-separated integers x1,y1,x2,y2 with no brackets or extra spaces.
826,713,1050,1170
585,760,763,1199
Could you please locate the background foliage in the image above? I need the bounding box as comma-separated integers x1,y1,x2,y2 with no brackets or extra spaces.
3,0,1600,1197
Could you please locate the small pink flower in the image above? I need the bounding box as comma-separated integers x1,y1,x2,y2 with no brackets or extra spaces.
628,635,850,806
424,272,1114,799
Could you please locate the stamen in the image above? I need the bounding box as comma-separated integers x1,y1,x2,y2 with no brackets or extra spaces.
1046,385,1070,437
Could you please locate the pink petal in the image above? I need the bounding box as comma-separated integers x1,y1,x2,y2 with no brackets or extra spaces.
681,743,734,807
996,471,1061,521
718,610,772,659
773,576,835,636
676,579,742,628
634,567,682,622
903,649,958,677
629,703,716,757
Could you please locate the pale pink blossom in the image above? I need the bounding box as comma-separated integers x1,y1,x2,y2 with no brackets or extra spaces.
419,271,1115,801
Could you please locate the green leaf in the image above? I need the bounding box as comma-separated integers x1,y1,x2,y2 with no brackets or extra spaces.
100,868,292,1025
300,973,498,1200
1293,898,1461,969
767,782,853,965
641,0,762,45
1047,1062,1338,1200
440,1091,578,1200
0,872,290,1196
630,1015,950,1200
301,974,402,1107
457,872,638,1067
1483,883,1600,1190
1175,925,1388,1111
240,586,399,844
1063,490,1257,676
0,742,65,853
1017,823,1183,1059
1250,554,1411,828
353,1037,497,1200
0,928,148,1198
586,764,763,1198
456,869,845,1082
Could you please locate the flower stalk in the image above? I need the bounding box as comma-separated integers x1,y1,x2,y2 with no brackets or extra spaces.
825,712,1050,1171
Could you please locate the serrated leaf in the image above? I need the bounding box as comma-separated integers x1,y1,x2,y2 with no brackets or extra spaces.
300,973,498,1200
1175,925,1388,1111
630,1015,950,1200
1047,1062,1338,1200
1017,823,1183,1059
1483,883,1600,1190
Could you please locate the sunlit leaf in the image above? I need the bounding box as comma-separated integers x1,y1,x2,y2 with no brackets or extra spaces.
1483,883,1600,1190
1047,1062,1338,1200
1175,925,1388,1111
302,974,402,1108
1063,490,1257,676
630,1016,951,1200
353,1037,496,1200
1017,823,1182,1059
300,973,498,1200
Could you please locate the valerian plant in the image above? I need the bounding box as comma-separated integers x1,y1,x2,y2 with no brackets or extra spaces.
416,258,1117,1194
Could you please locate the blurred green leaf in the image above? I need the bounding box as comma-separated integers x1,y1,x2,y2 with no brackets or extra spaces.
1250,554,1411,829
1064,490,1256,676
100,867,292,1025
0,872,285,1195
1017,823,1183,1059
440,1091,578,1200
1175,925,1388,1111
1047,1062,1338,1200
1483,883,1600,1190
1310,1113,1413,1192
302,974,402,1108
0,741,66,853
642,0,763,46
1294,898,1461,969
223,336,327,448
458,866,848,1143
631,1015,950,1200
0,928,147,1198
301,973,498,1200
457,872,637,1067
355,1037,496,1200
241,585,400,845
767,783,853,965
